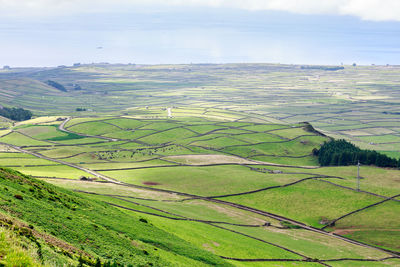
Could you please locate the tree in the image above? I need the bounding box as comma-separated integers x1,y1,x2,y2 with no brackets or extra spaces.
315,139,399,168
45,80,67,92
0,107,32,121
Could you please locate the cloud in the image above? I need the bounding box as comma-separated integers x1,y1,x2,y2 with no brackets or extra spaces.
0,0,399,21
339,0,400,21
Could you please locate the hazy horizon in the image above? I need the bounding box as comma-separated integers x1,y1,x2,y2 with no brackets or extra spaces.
1,1,400,67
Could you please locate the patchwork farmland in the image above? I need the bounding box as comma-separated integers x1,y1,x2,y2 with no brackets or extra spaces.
0,105,398,266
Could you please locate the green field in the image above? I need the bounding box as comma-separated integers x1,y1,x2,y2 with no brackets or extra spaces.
1,63,400,155
0,66,399,266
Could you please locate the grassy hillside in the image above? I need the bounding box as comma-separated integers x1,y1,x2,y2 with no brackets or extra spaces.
0,167,230,266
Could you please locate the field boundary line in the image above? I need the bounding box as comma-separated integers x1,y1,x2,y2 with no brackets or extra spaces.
321,193,400,230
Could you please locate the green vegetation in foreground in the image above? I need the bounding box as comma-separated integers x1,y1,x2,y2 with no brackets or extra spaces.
0,227,41,267
0,167,230,266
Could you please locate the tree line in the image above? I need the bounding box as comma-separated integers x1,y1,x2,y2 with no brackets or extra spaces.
0,107,32,121
314,139,399,168
45,80,67,92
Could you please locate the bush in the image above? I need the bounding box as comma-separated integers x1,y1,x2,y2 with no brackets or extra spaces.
280,221,301,229
14,194,23,200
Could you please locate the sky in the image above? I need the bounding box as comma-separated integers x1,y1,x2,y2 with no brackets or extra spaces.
1,0,400,67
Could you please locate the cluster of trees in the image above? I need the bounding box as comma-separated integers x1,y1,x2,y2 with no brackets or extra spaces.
45,80,67,92
0,107,32,121
314,139,399,168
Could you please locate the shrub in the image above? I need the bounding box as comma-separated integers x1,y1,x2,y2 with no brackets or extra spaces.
14,194,23,200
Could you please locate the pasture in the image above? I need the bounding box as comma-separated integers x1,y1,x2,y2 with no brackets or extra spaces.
0,107,398,265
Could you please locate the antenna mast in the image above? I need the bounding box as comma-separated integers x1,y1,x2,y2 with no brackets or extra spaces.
357,161,360,191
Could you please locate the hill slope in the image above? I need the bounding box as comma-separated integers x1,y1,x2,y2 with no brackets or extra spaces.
0,167,230,266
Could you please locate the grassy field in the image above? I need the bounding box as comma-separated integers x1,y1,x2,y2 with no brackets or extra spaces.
329,200,400,251
221,179,381,228
0,107,398,265
98,165,312,196
1,63,400,156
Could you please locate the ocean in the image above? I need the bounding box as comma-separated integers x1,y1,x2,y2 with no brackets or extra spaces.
1,7,400,67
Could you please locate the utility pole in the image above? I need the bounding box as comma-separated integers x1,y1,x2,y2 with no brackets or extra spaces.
357,161,360,191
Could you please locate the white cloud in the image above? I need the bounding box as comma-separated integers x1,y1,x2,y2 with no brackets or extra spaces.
0,0,399,21
339,0,400,21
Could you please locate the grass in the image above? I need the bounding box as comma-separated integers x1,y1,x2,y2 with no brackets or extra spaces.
330,200,400,251
0,167,231,266
104,118,148,129
139,122,183,131
45,179,185,201
117,197,271,225
0,157,58,167
192,136,250,149
0,112,397,263
52,137,106,145
82,159,176,170
221,179,381,228
185,124,225,134
68,121,121,136
269,127,311,139
129,215,302,260
302,166,400,197
138,128,198,144
328,259,399,267
16,125,84,142
222,135,327,159
102,130,148,139
241,124,290,132
64,117,111,128
13,165,96,179
0,152,35,158
234,133,285,143
224,225,389,260
99,165,311,196
104,129,156,140
1,63,400,155
0,227,41,267
342,230,400,253
0,132,51,146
